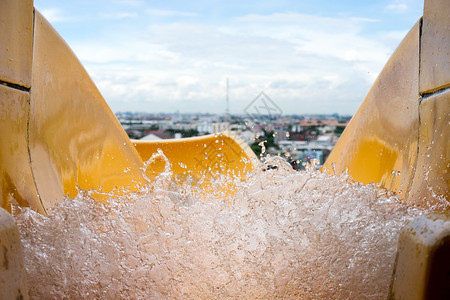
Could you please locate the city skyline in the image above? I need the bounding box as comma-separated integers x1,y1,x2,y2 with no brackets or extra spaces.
35,0,423,115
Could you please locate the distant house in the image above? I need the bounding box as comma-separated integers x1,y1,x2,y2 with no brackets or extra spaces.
140,134,162,141
141,129,174,140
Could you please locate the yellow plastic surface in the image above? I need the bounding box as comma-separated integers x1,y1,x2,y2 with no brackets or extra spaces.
390,213,450,299
0,208,29,300
323,21,421,200
133,132,257,200
0,0,33,88
133,131,256,181
409,90,450,206
28,11,149,211
420,0,450,93
0,10,256,213
0,85,41,213
324,1,449,206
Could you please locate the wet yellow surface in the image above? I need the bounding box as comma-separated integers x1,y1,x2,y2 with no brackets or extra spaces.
420,0,450,93
323,21,421,200
0,0,33,88
409,90,450,205
28,11,148,210
0,85,41,213
133,132,256,181
324,0,449,206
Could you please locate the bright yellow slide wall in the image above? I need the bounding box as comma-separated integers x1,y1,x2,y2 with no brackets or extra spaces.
323,0,449,208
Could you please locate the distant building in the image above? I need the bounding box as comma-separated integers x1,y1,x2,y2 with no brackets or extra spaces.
141,130,174,140
212,122,229,133
237,130,257,145
117,111,351,167
140,134,162,141
197,121,212,134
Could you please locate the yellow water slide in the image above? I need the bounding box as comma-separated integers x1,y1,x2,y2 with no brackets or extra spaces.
0,1,256,215
323,0,449,207
0,0,448,298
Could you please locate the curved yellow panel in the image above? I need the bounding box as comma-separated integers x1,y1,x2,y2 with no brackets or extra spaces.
0,9,256,213
0,0,39,213
0,85,42,213
323,20,421,199
324,0,449,207
409,91,449,205
133,131,257,181
133,132,257,201
420,0,450,93
26,12,257,212
0,0,33,88
29,11,147,211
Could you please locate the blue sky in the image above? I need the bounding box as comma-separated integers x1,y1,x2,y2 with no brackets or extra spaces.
34,0,424,115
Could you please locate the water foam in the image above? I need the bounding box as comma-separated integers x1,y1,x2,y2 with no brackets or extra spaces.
14,156,429,299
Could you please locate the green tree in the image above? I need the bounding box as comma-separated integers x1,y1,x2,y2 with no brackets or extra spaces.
250,129,278,156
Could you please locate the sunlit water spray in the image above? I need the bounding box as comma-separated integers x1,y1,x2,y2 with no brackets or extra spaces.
13,155,443,299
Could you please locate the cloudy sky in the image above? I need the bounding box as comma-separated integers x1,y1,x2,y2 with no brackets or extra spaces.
34,0,423,115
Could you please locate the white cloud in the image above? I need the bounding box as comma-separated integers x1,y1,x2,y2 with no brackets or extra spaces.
113,0,144,7
73,41,179,64
73,11,406,114
146,9,197,17
99,12,137,20
386,1,409,13
349,17,380,23
40,8,67,23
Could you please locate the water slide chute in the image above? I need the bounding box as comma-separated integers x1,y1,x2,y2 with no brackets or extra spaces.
0,0,448,298
322,0,449,208
0,6,256,214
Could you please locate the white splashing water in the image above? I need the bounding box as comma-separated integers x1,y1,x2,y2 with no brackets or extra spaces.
14,156,431,299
